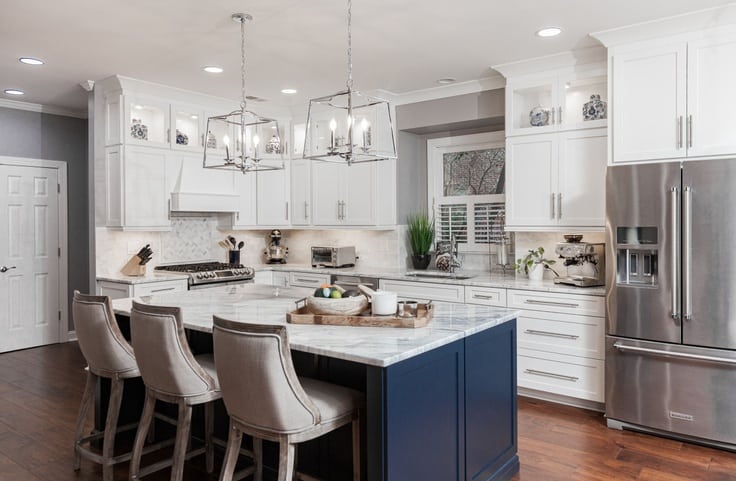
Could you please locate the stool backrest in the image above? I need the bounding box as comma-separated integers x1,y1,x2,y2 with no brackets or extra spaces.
72,291,137,377
213,317,321,434
131,301,216,398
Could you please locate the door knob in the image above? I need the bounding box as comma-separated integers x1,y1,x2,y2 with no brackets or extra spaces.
0,266,16,273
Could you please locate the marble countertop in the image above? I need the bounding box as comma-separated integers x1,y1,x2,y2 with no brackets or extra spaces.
111,283,519,368
97,271,190,284
258,264,606,297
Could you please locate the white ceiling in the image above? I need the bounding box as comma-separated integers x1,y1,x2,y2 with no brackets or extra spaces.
1,0,733,114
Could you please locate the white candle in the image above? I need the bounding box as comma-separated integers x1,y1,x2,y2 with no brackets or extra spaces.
253,134,260,157
329,118,337,149
223,135,230,160
361,118,369,148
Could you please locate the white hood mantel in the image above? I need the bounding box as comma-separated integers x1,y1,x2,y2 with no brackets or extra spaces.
169,154,239,213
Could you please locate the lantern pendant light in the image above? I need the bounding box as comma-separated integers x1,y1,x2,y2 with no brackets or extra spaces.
303,0,397,165
203,13,284,174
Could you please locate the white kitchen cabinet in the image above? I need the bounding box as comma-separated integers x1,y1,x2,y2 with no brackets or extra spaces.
506,128,606,230
256,164,290,226
611,30,736,163
97,278,188,300
288,271,330,289
272,272,289,288
290,159,311,226
230,172,257,228
104,145,171,230
504,67,607,137
378,279,465,303
508,289,605,403
171,103,205,153
464,285,507,307
311,161,393,226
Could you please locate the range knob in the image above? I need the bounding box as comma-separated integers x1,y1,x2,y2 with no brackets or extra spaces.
196,273,203,279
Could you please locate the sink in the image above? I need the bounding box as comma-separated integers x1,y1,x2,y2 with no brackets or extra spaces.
405,272,475,280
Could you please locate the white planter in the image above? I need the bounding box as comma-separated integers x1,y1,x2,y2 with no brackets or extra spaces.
528,263,545,281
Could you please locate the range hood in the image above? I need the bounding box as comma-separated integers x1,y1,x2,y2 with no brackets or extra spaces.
169,155,239,213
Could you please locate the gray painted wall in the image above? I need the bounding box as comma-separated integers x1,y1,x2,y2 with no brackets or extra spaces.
395,89,505,221
0,107,89,330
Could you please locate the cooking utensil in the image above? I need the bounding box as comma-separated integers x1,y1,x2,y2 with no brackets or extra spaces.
228,236,237,248
237,241,244,250
219,240,230,249
136,244,150,257
358,285,398,316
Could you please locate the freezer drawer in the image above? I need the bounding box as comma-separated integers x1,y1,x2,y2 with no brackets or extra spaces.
606,336,736,446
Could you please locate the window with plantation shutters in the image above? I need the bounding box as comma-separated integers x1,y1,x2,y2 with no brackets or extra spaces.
428,132,506,252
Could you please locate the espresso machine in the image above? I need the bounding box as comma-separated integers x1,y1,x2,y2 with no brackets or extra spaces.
263,229,289,264
553,235,605,287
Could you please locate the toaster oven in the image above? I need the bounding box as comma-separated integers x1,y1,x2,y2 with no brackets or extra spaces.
311,246,357,268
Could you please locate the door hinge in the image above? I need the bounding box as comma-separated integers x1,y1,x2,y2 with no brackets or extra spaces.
58,247,61,257
57,183,61,193
58,310,61,321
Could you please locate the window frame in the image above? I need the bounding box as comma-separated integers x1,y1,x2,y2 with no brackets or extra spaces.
427,131,506,253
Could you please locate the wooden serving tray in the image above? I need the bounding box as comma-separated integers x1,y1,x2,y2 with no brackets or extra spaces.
287,301,434,328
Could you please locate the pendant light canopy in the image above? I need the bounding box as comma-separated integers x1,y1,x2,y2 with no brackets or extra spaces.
203,13,284,174
303,0,397,165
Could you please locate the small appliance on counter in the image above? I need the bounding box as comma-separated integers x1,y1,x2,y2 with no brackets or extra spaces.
311,246,357,268
264,229,289,264
552,235,605,287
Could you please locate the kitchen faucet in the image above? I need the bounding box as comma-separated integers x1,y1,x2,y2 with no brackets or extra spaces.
450,234,462,274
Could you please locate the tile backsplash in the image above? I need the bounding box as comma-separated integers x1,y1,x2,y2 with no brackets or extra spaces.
95,216,605,279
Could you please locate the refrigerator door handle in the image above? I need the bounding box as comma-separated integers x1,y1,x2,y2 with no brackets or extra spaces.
683,186,693,321
670,187,680,320
613,342,736,366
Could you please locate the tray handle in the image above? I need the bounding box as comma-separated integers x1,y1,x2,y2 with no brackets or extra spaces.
295,298,307,310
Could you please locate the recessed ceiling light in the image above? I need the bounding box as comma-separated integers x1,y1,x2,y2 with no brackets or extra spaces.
134,104,143,110
191,115,198,120
437,78,456,85
203,66,224,73
4,89,25,96
280,88,297,94
19,57,44,66
536,27,562,38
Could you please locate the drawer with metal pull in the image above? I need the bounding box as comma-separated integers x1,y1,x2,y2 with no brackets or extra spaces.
289,271,331,288
464,286,507,307
133,279,188,297
517,310,604,359
518,348,604,402
507,289,604,317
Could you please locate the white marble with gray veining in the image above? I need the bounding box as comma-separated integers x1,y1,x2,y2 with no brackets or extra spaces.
97,271,190,284
111,284,519,367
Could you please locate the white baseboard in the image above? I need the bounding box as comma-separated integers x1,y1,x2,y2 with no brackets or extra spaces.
67,330,77,342
518,387,605,412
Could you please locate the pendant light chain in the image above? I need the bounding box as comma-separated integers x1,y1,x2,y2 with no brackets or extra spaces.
240,17,247,110
346,0,353,91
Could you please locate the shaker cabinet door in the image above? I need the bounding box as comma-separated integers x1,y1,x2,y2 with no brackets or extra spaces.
505,134,557,227
311,162,343,225
557,129,607,227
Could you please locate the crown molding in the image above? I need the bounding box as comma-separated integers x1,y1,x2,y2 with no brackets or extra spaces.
377,75,506,106
492,46,606,79
0,98,87,119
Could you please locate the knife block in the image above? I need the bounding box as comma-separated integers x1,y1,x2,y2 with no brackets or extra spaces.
120,255,146,276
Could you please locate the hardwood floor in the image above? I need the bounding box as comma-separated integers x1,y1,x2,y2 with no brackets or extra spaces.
1,341,735,481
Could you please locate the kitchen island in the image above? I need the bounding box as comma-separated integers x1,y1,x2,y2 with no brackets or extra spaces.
112,284,520,481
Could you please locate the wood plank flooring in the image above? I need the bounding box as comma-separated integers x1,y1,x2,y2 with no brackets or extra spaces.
1,341,735,480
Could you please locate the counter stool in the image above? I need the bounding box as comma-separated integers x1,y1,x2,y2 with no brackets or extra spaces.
213,316,363,481
129,301,222,481
72,291,169,481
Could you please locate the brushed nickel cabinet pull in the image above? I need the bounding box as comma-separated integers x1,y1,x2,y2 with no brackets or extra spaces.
524,299,579,308
473,294,495,300
557,193,562,220
524,329,580,340
687,115,693,148
550,193,556,219
524,369,579,382
677,116,683,149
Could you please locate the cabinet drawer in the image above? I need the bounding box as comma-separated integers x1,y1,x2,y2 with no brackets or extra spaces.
465,286,507,307
97,281,131,300
508,289,604,317
518,310,604,360
518,348,604,402
289,272,330,288
133,279,188,297
379,280,465,303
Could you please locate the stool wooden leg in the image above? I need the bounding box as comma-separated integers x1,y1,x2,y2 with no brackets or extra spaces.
101,377,124,481
205,401,214,473
277,440,295,481
218,421,242,481
73,370,96,471
352,416,361,481
171,401,192,481
130,388,155,481
253,438,263,481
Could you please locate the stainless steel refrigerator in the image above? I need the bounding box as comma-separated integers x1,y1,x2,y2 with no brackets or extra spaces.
606,159,736,449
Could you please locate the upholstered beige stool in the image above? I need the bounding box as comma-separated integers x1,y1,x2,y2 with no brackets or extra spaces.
72,291,171,481
213,316,363,481
129,301,223,481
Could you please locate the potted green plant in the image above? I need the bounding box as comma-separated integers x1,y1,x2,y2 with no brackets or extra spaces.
407,213,435,269
515,247,556,281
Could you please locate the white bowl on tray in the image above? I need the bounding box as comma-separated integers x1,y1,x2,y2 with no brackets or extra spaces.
306,295,369,316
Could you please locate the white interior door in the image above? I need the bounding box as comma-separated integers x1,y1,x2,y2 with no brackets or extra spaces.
0,164,61,352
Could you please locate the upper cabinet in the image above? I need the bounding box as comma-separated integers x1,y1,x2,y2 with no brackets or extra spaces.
601,24,736,163
505,68,607,137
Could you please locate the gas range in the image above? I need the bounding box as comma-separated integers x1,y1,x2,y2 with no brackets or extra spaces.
155,261,255,289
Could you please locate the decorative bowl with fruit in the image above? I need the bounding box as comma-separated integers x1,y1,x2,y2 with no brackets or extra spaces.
307,284,369,316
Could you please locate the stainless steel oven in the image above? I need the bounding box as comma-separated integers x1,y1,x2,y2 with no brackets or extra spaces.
155,261,255,290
